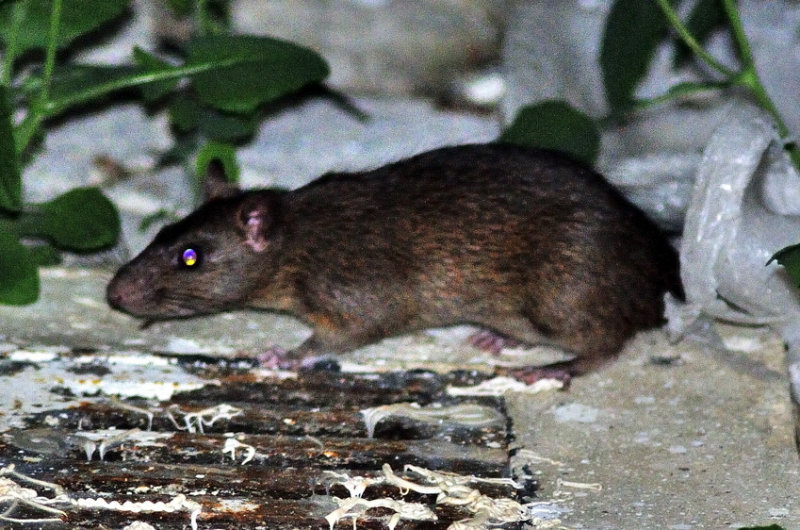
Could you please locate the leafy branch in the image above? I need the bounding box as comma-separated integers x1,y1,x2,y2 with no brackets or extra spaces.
597,0,800,288
598,0,797,166
503,0,799,171
653,0,799,168
0,0,329,305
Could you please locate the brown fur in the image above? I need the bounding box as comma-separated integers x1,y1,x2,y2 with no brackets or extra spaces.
107,144,683,378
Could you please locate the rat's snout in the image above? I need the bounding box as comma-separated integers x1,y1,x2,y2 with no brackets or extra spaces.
106,270,133,312
106,262,195,319
106,276,128,312
106,265,151,316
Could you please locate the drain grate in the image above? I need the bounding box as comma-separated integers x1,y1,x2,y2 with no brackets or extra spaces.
0,356,536,529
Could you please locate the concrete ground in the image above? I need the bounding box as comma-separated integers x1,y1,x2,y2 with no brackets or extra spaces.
1,266,798,529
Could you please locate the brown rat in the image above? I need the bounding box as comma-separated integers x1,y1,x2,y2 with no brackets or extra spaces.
107,143,684,381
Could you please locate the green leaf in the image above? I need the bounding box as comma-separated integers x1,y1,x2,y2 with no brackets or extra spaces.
139,208,179,232
663,80,730,98
498,101,600,165
0,0,130,52
169,94,257,142
28,244,61,266
634,80,731,109
185,35,330,113
196,141,239,183
48,61,179,118
600,0,676,112
0,220,39,305
158,132,199,167
0,85,22,212
163,0,194,16
168,95,201,131
133,47,179,102
768,243,800,288
47,64,141,115
45,36,328,120
20,187,120,251
673,0,727,67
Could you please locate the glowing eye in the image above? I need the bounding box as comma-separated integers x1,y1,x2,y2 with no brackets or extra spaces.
182,248,198,267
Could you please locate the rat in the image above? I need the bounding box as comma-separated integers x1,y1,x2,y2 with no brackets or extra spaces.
107,143,684,382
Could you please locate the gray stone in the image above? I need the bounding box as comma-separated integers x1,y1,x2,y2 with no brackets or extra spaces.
232,0,506,96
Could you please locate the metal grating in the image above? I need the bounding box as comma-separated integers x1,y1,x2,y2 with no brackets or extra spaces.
0,354,537,529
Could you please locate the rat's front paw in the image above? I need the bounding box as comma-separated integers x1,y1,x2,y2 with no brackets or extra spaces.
257,346,339,372
257,346,300,370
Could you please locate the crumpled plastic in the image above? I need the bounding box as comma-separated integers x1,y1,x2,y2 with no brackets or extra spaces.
666,103,800,395
604,152,700,232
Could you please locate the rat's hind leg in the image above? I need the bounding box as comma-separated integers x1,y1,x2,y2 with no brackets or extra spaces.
495,350,620,386
475,309,627,384
468,314,553,354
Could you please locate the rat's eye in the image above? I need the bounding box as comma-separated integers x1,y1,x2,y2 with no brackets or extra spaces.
181,248,199,267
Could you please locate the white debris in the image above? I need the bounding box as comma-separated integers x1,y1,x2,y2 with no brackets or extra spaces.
73,429,172,461
222,437,256,465
360,403,505,438
322,463,541,530
325,496,437,530
446,376,563,396
0,464,202,530
166,403,243,433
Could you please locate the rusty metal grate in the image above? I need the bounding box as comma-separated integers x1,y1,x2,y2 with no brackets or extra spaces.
0,354,537,529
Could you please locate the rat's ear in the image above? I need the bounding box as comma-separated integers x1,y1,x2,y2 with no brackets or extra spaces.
204,159,240,201
236,193,278,252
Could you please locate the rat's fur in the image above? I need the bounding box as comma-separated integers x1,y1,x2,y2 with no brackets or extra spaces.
108,144,683,378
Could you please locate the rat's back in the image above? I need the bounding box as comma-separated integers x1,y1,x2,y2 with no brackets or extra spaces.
279,144,682,371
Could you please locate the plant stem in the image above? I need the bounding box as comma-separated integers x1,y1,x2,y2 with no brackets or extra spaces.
654,0,735,78
720,0,753,69
14,113,41,156
657,0,799,169
719,0,799,166
16,0,63,154
38,0,63,106
196,0,211,36
736,69,791,138
16,50,248,152
1,1,29,86
632,80,731,111
720,0,789,136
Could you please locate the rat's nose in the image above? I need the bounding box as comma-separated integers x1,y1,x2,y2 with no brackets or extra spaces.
106,276,127,310
106,268,141,312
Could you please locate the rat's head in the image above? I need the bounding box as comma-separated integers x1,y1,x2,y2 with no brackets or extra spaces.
107,185,285,321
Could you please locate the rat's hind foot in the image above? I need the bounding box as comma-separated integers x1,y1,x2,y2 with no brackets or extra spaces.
498,351,619,387
468,330,521,355
498,365,573,387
